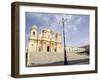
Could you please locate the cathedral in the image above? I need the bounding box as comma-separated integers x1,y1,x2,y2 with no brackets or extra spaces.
28,25,63,53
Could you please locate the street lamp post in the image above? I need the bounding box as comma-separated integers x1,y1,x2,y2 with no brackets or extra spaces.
61,17,68,65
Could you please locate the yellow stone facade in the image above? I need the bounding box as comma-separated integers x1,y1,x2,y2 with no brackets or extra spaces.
28,25,63,53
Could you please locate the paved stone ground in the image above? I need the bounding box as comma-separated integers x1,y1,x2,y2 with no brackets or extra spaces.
27,52,89,67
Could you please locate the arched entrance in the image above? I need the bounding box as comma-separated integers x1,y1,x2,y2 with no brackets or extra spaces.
47,46,50,52
38,47,41,52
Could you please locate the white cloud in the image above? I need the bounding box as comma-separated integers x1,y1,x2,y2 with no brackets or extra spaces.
53,14,73,25
41,15,51,25
75,18,81,25
73,26,77,32
64,15,73,22
28,13,51,26
65,17,81,33
28,13,82,35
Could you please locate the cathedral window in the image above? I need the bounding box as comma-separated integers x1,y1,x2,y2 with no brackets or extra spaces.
39,48,41,52
33,32,35,35
31,44,33,46
55,49,56,52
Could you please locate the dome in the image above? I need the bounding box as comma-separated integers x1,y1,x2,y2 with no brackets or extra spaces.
43,27,51,32
32,25,37,29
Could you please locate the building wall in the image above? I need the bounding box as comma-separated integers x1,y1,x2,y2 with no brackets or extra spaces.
66,47,86,53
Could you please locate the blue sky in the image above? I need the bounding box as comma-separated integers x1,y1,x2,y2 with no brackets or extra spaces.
25,12,90,49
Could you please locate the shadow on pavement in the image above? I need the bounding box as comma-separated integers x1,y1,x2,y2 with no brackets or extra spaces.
27,58,89,67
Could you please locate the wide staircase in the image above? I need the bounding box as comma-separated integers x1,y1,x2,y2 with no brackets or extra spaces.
27,52,89,66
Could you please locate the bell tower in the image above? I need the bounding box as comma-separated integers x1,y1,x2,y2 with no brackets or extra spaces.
30,25,38,39
28,25,38,52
